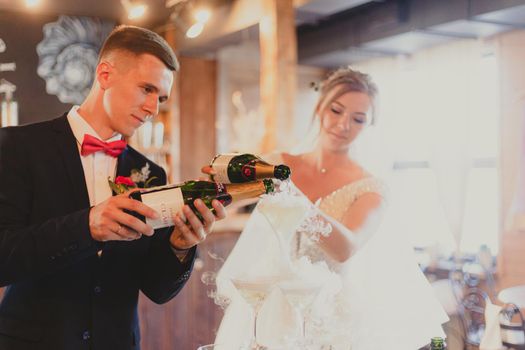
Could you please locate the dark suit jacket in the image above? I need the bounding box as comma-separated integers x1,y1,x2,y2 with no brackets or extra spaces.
0,115,196,350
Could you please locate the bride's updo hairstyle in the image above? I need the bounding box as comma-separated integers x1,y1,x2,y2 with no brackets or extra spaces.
313,66,378,125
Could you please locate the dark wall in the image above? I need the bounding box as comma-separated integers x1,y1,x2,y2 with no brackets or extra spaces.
0,10,72,125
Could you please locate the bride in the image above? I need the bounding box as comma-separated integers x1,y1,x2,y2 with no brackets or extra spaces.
211,67,448,349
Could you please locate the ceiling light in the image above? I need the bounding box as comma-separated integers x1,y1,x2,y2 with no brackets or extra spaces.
194,8,210,23
186,22,204,38
24,0,41,8
121,0,148,20
128,4,147,19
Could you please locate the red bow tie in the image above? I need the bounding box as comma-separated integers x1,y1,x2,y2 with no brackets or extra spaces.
80,134,127,157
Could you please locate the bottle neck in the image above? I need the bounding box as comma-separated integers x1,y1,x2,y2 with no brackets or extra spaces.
252,163,276,178
226,181,269,202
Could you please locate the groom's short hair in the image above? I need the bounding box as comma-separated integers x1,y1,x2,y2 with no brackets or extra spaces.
99,25,179,71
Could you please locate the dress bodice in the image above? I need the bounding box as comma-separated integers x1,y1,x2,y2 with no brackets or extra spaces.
263,152,385,268
318,177,383,222
294,176,384,269
264,152,383,222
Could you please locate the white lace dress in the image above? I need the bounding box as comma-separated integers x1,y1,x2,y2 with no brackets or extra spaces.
214,161,447,350
294,177,384,271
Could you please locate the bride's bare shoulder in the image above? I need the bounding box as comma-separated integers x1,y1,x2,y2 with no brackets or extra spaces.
262,151,284,164
263,152,301,166
280,152,302,164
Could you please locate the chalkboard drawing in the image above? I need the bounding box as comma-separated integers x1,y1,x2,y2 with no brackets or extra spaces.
37,16,115,104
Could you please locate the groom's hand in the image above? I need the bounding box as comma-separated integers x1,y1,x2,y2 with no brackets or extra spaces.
169,199,226,250
89,193,158,242
200,165,215,177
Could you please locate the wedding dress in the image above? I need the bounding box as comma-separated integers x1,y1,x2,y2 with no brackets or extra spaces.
213,162,448,349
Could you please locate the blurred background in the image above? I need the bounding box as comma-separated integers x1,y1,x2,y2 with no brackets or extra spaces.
2,0,525,349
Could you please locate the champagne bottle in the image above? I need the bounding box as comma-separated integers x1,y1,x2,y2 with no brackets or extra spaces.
429,337,445,350
129,179,275,229
209,153,291,183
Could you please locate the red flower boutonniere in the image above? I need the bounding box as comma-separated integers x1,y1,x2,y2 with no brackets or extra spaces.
108,163,158,194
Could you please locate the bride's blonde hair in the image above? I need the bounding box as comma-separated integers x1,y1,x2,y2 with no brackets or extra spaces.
313,66,378,125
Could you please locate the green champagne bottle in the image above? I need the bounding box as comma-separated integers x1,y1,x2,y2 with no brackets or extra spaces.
430,337,445,350
129,179,275,229
209,153,291,183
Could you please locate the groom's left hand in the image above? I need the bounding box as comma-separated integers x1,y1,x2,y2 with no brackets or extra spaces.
168,198,226,250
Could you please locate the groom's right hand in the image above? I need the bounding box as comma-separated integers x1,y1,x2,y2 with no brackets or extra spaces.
88,193,158,242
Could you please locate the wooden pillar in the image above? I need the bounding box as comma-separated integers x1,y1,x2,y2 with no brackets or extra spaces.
159,29,217,183
164,28,181,183
496,29,525,289
259,0,297,153
179,56,217,181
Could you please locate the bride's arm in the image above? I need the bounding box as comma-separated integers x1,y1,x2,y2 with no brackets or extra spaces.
317,192,383,262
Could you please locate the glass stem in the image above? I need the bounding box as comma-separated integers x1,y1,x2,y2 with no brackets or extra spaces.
303,316,306,339
253,309,259,349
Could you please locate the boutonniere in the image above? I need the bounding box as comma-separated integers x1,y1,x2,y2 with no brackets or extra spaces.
108,163,158,195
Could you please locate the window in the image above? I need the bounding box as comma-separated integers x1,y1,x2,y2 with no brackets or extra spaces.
353,40,500,255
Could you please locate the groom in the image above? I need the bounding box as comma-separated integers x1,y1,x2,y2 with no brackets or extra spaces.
0,25,225,350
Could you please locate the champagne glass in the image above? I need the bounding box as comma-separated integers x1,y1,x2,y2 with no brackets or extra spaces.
196,344,286,350
278,279,323,347
196,345,229,350
258,195,310,272
231,276,284,350
196,345,217,350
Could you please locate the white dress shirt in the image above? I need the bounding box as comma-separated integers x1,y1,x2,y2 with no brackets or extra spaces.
67,107,189,260
67,106,122,206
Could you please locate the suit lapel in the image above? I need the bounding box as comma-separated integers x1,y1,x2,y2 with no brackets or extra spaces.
52,115,90,208
116,149,163,187
116,147,133,178
105,148,136,253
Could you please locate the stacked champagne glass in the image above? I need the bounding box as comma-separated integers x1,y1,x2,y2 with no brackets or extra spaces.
207,153,292,350
206,154,332,350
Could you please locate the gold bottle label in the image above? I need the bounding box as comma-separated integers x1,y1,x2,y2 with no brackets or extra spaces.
227,181,267,202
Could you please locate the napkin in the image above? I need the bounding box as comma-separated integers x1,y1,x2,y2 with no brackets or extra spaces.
480,300,503,350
